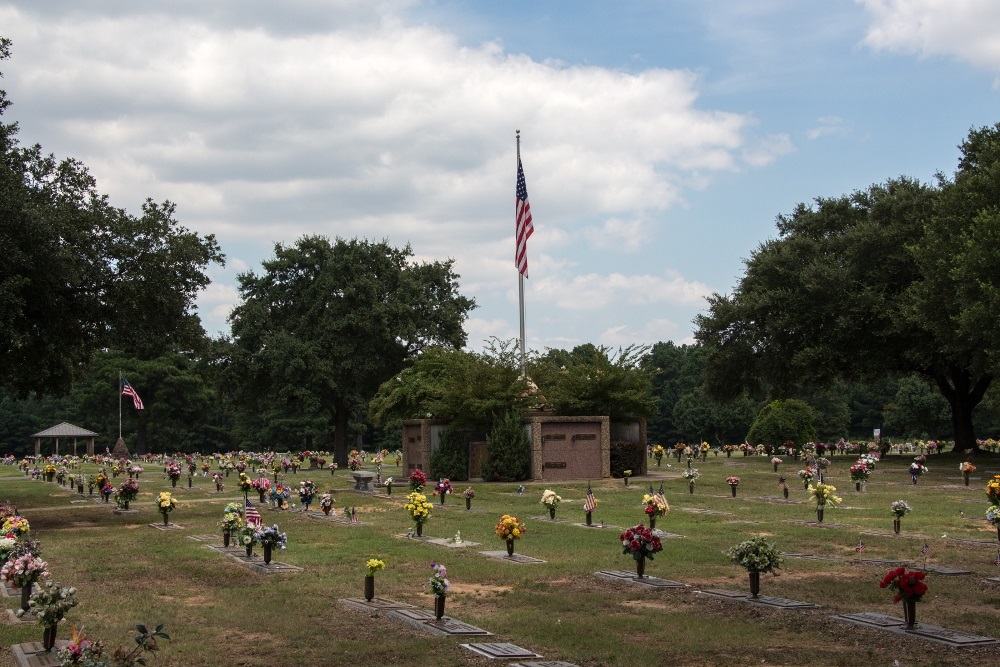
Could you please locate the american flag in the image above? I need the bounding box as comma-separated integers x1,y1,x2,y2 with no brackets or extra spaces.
653,483,668,509
515,157,534,278
121,377,144,410
350,507,359,524
855,540,866,553
994,551,1000,566
244,499,262,527
920,542,930,555
583,484,597,513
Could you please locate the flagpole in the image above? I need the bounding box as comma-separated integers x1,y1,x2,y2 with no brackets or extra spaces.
118,370,122,440
516,129,527,376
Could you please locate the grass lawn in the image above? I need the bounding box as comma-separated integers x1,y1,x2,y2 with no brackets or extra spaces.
2,452,1000,666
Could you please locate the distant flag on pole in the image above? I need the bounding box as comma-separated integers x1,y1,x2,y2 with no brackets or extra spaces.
515,158,534,278
350,507,359,524
993,551,1000,566
583,484,597,513
244,499,262,527
920,542,930,555
121,377,144,410
855,539,866,554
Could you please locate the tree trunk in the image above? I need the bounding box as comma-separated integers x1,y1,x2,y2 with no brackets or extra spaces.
935,368,992,452
332,399,349,468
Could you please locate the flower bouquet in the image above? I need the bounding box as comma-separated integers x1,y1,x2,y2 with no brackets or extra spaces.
727,535,782,598
100,481,114,502
237,524,258,556
254,524,287,564
270,484,290,509
879,566,928,627
681,468,699,493
114,478,139,510
726,476,740,497
384,477,394,495
642,493,668,528
807,481,841,522
495,514,526,556
540,489,561,519
166,462,182,487
909,460,927,483
849,462,871,490
770,456,782,472
619,524,663,578
319,492,334,515
237,472,254,496
462,487,474,509
429,562,449,618
959,461,976,486
434,478,453,504
652,444,665,465
364,558,385,601
348,456,362,472
1,553,49,589
622,469,632,486
890,499,912,534
2,514,30,538
404,492,432,536
219,503,243,546
409,469,427,492
157,491,177,525
251,476,272,501
299,480,317,509
797,468,815,488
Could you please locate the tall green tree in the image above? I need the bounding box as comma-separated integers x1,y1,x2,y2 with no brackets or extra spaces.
696,124,1000,451
0,40,224,396
640,342,709,443
228,236,474,465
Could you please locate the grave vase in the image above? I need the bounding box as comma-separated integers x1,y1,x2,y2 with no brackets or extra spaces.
77,483,83,494
171,478,177,488
816,507,824,523
964,473,970,486
364,575,375,601
902,598,917,628
893,518,901,534
263,544,272,564
782,487,789,500
388,485,393,496
773,463,779,472
259,491,266,503
855,482,861,492
466,497,472,511
439,493,445,505
434,594,445,620
585,511,592,526
323,505,331,515
42,624,57,651
730,485,737,498
20,581,32,612
748,570,760,598
245,544,253,558
506,538,515,557
549,506,556,520
649,515,656,530
688,483,694,494
223,530,230,547
162,512,169,526
416,523,423,537
122,500,130,510
624,476,629,486
187,477,192,488
635,556,645,579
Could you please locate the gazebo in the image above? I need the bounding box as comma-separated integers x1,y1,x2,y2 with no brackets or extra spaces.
31,422,99,457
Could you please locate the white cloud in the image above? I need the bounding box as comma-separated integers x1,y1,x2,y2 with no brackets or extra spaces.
531,271,712,311
806,116,850,140
599,319,683,347
741,133,796,167
582,217,650,252
858,0,1000,74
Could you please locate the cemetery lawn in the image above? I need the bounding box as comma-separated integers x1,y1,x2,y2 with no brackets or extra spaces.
3,454,1000,666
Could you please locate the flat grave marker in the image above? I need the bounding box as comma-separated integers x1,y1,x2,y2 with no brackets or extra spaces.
594,570,688,589
509,663,580,667
461,642,543,660
147,522,184,531
10,640,70,667
698,589,819,609
420,536,481,549
680,508,731,516
479,551,546,564
916,565,973,576
338,597,416,613
529,516,570,524
387,608,492,637
834,612,999,647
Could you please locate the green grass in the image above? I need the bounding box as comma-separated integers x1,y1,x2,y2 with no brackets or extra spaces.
3,454,1000,666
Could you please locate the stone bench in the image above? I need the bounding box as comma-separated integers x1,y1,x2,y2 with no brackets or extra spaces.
351,471,376,492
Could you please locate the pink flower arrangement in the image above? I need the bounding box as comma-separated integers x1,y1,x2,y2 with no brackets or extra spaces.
0,553,50,588
726,476,740,486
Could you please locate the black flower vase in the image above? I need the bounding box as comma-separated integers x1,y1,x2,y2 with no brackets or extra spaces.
439,493,445,505
585,511,592,526
903,598,916,628
748,570,760,598
893,519,901,534
635,557,645,579
506,538,515,557
245,544,253,558
435,594,446,620
465,497,471,510
416,523,423,537
549,507,556,520
782,487,789,499
223,530,230,547
20,581,32,612
364,575,375,601
264,544,272,564
649,515,656,530
731,485,737,498
42,625,57,651
816,507,824,523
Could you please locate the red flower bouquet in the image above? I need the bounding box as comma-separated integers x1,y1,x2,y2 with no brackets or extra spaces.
879,566,928,602
619,524,663,562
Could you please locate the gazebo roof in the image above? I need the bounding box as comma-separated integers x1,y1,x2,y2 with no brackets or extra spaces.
32,422,99,438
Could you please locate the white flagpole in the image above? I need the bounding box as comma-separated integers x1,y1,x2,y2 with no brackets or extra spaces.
118,370,122,440
517,130,527,376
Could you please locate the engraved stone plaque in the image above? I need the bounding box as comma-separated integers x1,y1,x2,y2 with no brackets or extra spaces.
461,643,543,659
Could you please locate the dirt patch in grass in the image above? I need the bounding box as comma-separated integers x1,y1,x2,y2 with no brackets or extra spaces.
449,582,512,596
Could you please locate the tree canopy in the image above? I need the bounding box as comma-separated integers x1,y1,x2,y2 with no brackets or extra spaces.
695,124,1000,450
0,39,224,396
227,236,475,464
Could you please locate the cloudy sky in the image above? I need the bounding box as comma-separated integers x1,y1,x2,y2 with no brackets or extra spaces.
2,1,999,352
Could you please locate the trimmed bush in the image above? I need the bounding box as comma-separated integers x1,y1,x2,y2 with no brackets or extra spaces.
481,411,531,482
610,440,644,478
430,428,469,481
